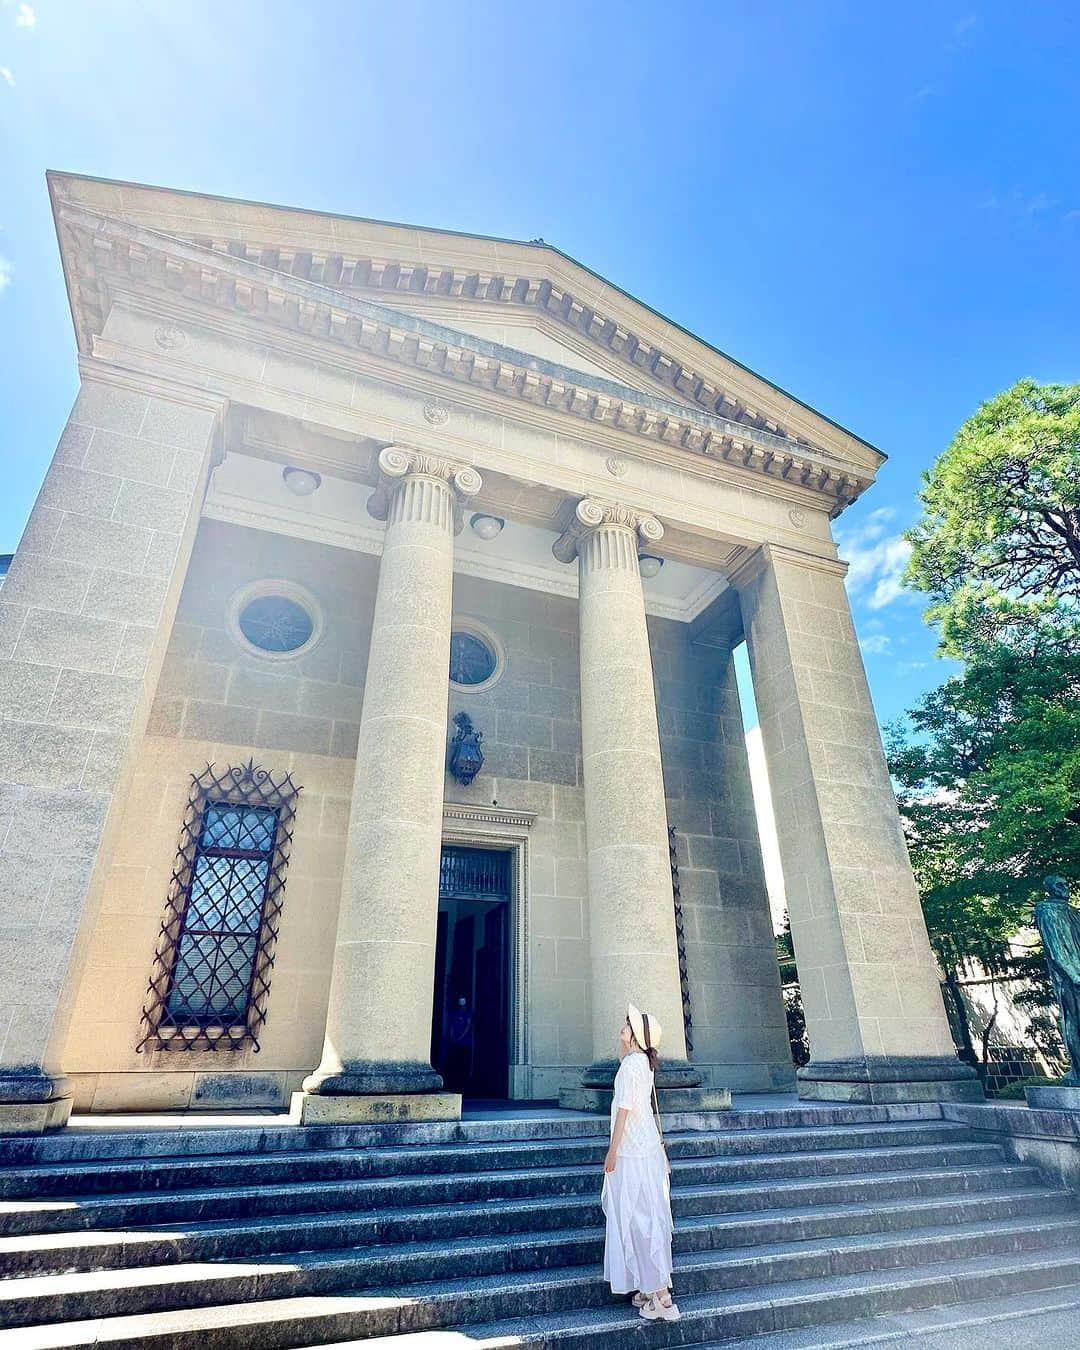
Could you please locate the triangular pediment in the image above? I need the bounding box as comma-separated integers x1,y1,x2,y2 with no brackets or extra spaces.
350,298,671,402
48,172,885,479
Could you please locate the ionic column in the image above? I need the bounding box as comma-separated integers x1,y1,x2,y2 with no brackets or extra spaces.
295,446,480,1125
553,499,701,1103
734,544,980,1103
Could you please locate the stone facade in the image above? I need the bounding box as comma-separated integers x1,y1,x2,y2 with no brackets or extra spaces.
62,523,788,1109
0,174,977,1131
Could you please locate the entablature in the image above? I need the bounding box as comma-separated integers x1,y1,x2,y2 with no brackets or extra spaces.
56,199,874,521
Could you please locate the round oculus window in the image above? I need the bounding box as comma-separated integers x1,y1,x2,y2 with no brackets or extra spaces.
449,630,497,688
237,595,314,654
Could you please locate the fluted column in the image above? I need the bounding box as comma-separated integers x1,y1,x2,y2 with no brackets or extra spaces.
554,499,700,1098
295,446,480,1125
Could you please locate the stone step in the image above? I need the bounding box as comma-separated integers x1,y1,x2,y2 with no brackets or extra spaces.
703,1284,1080,1349
0,1159,1043,1240
410,1248,1080,1350
3,1214,1079,1332
0,1105,946,1168
0,1122,981,1200
2,1184,1069,1280
0,1140,1006,1228
3,1245,1079,1349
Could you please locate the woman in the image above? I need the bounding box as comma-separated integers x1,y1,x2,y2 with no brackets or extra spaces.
601,1002,679,1322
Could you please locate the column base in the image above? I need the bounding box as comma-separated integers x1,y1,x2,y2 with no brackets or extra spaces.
0,1098,72,1135
560,1084,731,1114
290,1091,461,1125
581,1058,702,1090
301,1061,444,1096
797,1055,984,1104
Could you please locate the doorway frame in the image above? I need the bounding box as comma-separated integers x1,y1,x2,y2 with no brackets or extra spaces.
441,803,535,1099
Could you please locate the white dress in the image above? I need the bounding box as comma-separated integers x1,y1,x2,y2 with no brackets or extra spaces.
601,1050,674,1295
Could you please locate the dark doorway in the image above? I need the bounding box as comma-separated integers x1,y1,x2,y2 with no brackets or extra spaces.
431,845,512,1099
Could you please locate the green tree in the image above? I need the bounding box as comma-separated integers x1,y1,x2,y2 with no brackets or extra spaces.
887,634,1080,948
889,378,1080,1078
905,378,1080,657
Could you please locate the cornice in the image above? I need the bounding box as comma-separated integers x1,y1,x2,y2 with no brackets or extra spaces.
133,225,877,466
57,203,874,518
97,290,850,527
442,803,536,830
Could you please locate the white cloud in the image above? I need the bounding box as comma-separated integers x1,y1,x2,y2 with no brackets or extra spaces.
0,66,13,87
14,3,34,27
0,256,11,294
1023,192,1054,216
982,188,1062,224
835,509,915,612
859,633,892,656
949,12,978,49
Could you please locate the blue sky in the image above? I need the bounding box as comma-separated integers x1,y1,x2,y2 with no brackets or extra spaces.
1,1,1077,730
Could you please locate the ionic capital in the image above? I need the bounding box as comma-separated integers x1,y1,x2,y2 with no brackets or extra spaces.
552,497,664,564
367,445,482,525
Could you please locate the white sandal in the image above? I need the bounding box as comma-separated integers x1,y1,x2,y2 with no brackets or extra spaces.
639,1293,680,1322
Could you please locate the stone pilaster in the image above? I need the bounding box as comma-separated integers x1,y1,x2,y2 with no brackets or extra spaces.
553,499,709,1109
0,374,222,1133
734,544,980,1103
295,446,481,1125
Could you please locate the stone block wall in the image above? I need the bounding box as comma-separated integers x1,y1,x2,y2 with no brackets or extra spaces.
63,519,375,1110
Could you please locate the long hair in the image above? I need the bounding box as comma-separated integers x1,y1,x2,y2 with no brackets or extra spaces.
631,1015,660,1074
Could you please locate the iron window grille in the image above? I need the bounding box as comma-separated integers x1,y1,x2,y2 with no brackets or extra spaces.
440,845,511,899
669,824,693,1054
137,759,302,1053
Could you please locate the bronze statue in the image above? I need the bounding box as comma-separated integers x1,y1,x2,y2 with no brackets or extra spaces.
1033,876,1080,1084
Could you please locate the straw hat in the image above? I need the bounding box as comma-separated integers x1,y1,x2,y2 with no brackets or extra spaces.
627,1002,662,1052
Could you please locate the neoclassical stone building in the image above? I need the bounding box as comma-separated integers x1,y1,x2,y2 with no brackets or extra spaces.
0,174,976,1132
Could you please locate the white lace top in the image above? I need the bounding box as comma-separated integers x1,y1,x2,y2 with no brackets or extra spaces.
610,1050,663,1159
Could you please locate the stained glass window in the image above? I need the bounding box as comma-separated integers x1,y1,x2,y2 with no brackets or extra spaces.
449,631,496,686
238,594,314,653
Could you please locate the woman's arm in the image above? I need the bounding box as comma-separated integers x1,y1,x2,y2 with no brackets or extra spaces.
604,1108,630,1172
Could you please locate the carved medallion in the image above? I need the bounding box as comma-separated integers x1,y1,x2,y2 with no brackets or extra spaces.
788,507,807,529
154,325,186,351
605,454,628,478
423,400,450,427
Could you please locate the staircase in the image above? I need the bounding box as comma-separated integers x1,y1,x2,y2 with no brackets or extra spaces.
1,1104,1079,1347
